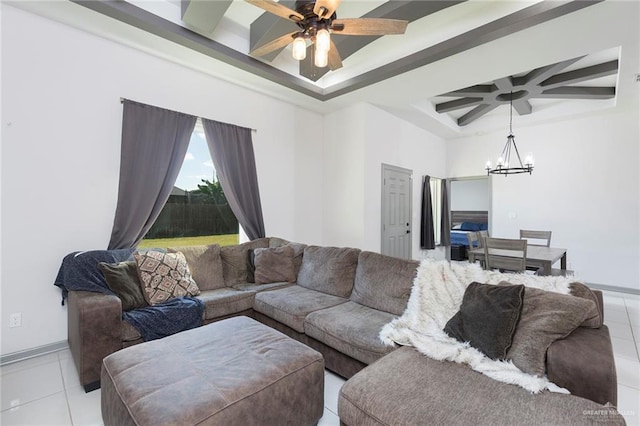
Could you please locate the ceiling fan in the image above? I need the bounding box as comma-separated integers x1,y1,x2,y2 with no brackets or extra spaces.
246,0,408,71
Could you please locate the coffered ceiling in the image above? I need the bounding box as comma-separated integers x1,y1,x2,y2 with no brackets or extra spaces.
10,0,639,138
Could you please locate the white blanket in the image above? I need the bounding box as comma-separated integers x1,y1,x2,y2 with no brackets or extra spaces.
379,260,578,394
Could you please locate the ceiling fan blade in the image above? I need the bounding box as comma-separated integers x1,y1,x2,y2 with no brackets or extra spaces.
328,39,343,71
245,0,304,23
313,0,342,19
331,18,408,36
250,30,298,57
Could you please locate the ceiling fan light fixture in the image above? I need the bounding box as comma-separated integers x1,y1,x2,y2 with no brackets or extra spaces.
292,36,307,60
314,45,329,68
315,28,331,52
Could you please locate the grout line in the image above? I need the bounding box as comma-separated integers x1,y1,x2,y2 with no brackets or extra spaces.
623,298,640,363
59,356,75,425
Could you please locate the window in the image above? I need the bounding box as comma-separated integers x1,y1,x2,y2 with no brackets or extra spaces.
139,119,239,248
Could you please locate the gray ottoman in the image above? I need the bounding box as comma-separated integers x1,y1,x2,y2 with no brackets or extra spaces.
339,347,625,426
101,316,324,425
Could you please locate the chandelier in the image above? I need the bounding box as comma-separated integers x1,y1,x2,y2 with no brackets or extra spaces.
485,92,534,176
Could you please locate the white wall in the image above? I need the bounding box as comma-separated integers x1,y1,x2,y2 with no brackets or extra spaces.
322,103,448,259
450,179,489,211
1,5,323,355
447,110,640,290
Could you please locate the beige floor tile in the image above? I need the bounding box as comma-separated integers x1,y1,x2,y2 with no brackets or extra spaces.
612,337,640,362
324,371,346,416
318,407,340,426
0,360,64,411
66,384,103,426
0,391,71,426
607,320,635,340
617,384,640,426
615,356,640,390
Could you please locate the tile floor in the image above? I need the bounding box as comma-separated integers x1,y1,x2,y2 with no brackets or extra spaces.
1,290,638,426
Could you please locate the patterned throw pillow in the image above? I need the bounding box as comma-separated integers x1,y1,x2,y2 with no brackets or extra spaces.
134,250,200,305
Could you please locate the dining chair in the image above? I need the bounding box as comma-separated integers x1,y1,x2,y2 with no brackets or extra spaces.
519,230,552,247
483,237,527,273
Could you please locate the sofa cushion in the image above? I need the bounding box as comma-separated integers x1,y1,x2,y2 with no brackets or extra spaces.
253,246,296,284
232,282,294,293
338,346,626,426
304,301,397,365
196,288,256,320
254,285,348,333
220,238,270,286
505,286,598,377
134,250,200,306
350,251,419,316
98,261,148,311
444,282,525,360
297,246,360,298
168,245,224,291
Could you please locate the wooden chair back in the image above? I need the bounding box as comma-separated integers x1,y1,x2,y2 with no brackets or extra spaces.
466,231,482,249
483,237,528,272
520,230,552,247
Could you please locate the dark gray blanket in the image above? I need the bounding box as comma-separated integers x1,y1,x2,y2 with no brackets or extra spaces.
54,249,204,341
54,249,135,303
124,297,205,341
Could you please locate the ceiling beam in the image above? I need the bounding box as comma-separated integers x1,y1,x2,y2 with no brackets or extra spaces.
513,99,532,115
520,56,584,86
458,104,499,126
538,86,615,99
435,97,484,113
540,60,619,89
181,0,232,34
440,85,495,98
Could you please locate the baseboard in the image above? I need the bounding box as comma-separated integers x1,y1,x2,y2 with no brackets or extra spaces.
0,340,69,366
587,282,640,296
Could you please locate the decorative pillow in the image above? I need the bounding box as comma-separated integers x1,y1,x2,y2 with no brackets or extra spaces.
460,222,482,231
220,238,270,286
134,250,200,306
168,244,224,291
98,261,148,311
504,284,597,377
452,223,462,230
569,282,603,328
444,282,525,360
253,246,296,284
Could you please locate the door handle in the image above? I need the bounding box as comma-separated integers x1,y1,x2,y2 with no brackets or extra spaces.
406,230,411,234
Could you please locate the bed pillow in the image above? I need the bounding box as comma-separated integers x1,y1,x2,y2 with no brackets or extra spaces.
504,284,597,377
452,223,462,230
134,250,200,306
98,261,148,311
253,246,297,284
444,282,525,360
460,222,482,231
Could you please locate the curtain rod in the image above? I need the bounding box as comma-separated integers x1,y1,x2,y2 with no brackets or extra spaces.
119,97,257,133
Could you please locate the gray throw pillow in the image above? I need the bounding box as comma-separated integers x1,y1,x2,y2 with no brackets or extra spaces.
253,246,296,284
444,282,525,360
569,282,603,328
98,261,148,311
505,285,597,377
168,244,224,291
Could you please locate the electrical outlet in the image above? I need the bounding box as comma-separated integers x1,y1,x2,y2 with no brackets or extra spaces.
9,313,21,328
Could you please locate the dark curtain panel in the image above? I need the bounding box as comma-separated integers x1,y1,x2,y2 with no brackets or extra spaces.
108,100,196,249
202,119,265,240
420,176,435,250
440,179,451,246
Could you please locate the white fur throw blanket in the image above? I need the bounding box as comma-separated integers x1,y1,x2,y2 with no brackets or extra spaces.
379,260,579,394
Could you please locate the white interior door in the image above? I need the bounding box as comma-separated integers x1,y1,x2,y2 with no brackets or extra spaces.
381,164,412,259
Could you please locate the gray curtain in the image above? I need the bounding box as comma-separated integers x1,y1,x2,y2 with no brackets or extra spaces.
202,119,265,240
440,179,451,246
420,176,435,250
108,100,196,249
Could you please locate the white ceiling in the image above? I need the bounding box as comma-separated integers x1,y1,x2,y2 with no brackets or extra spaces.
10,0,639,139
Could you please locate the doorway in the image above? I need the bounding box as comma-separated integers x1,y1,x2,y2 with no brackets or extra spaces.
381,164,412,259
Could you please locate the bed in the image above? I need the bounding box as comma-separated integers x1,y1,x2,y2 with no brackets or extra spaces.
449,211,488,260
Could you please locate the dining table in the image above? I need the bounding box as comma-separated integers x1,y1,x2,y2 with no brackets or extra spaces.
467,245,567,276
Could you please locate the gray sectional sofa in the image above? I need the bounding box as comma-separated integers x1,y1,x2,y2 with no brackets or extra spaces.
65,237,622,424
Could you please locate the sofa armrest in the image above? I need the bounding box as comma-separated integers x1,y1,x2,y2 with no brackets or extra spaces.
68,290,122,391
546,325,617,406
